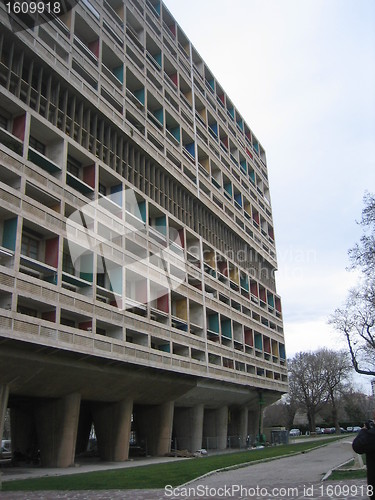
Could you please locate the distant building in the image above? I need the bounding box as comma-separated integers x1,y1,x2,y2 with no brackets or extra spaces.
0,0,286,466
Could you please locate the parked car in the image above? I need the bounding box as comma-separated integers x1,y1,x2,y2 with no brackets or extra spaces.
352,426,362,433
346,426,353,432
289,428,301,437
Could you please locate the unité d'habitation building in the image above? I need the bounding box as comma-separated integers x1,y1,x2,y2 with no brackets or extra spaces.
0,0,287,466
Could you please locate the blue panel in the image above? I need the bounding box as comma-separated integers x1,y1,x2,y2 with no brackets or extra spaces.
185,142,195,158
240,160,247,174
209,123,218,136
159,344,170,352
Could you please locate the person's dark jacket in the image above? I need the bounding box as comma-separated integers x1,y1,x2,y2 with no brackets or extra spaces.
352,426,375,498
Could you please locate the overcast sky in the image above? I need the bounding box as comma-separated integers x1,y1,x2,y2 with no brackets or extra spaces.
163,0,375,391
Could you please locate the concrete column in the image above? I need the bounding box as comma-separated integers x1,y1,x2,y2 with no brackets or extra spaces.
203,406,228,450
35,393,81,467
216,406,228,450
248,408,260,445
0,384,9,442
136,401,174,456
173,404,204,452
156,401,174,456
10,404,37,459
92,398,133,462
239,407,249,447
75,403,92,455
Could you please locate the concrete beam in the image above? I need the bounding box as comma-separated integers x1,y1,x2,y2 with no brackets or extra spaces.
92,398,133,462
35,393,81,467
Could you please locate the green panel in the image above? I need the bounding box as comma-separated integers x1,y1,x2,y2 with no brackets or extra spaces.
155,215,166,235
159,343,170,352
240,275,249,290
267,293,275,308
254,333,263,351
2,217,17,251
221,319,232,339
134,88,145,105
66,173,94,194
137,200,146,222
112,65,123,83
170,126,180,142
154,108,164,125
224,183,232,196
208,314,219,333
80,253,93,283
28,149,60,173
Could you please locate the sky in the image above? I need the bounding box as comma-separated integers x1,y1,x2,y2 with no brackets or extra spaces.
163,0,375,391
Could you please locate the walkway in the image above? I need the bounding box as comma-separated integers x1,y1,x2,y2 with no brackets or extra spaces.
0,439,369,499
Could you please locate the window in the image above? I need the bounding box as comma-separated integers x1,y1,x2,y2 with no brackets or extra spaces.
63,252,74,275
67,155,81,177
21,234,39,259
0,114,7,129
29,136,45,154
17,305,37,317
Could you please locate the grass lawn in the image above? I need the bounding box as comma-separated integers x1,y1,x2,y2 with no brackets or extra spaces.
2,437,345,492
330,469,367,480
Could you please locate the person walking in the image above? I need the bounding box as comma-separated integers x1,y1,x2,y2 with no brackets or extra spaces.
352,409,375,499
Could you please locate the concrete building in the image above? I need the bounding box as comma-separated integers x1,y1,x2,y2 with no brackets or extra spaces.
0,0,287,467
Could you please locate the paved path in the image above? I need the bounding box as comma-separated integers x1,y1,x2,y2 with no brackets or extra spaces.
0,439,370,499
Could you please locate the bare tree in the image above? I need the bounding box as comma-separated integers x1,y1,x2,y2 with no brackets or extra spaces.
288,351,328,432
330,192,375,376
288,349,352,432
322,349,352,433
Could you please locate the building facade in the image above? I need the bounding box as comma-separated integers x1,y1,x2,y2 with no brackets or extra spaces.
0,0,287,466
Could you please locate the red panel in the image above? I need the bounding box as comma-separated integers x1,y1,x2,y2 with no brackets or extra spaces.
157,293,169,313
250,281,258,296
244,329,253,346
83,164,95,188
42,310,56,322
264,336,271,353
171,73,178,86
79,321,92,331
87,39,99,57
45,237,59,267
178,228,185,248
12,114,26,141
246,147,253,159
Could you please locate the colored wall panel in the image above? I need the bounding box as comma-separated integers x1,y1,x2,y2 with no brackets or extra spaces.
45,237,59,268
2,217,17,251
